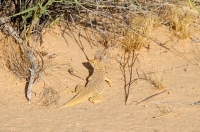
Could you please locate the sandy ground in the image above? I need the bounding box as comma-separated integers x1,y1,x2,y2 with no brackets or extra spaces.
0,25,200,132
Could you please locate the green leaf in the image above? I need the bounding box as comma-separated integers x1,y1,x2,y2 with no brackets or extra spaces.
9,6,37,17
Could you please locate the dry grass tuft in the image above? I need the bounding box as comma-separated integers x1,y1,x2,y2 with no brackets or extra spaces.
0,36,44,80
118,3,199,53
151,71,168,90
141,69,172,91
160,5,198,39
120,14,160,52
39,87,59,108
120,29,146,52
0,37,31,79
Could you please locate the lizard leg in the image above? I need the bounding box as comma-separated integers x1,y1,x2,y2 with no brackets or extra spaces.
105,76,112,87
73,85,85,94
89,93,105,104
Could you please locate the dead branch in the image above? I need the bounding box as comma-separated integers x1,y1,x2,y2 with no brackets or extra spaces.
0,17,43,103
119,52,139,105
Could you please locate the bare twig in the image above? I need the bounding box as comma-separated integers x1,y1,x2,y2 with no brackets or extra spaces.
136,89,168,105
119,52,130,105
119,52,139,105
148,101,200,106
125,53,139,104
152,105,177,118
68,68,84,80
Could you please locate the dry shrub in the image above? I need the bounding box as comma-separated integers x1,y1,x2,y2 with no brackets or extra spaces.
120,13,160,52
0,36,31,79
160,5,198,39
0,35,44,80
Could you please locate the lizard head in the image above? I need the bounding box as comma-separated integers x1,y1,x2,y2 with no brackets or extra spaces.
89,59,102,69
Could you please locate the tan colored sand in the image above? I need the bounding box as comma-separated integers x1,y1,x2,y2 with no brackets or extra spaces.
0,25,200,132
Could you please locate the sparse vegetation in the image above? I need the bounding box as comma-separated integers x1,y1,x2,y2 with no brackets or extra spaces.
39,87,59,108
0,34,43,80
160,5,198,39
120,14,160,52
0,1,200,131
0,0,199,105
140,70,171,91
0,36,31,79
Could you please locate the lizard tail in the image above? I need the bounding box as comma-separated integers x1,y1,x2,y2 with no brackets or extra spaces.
56,89,92,109
56,97,88,109
56,102,68,109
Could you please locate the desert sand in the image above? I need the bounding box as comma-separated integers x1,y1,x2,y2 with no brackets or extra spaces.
0,24,200,132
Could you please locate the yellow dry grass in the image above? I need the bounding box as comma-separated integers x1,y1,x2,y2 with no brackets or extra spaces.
118,3,199,53
160,5,198,39
120,14,160,52
141,69,173,91
0,36,31,79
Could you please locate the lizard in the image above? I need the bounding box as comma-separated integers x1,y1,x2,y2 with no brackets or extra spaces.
56,59,111,108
